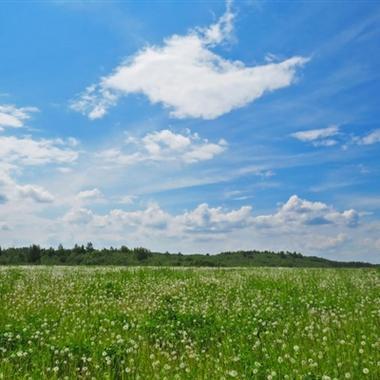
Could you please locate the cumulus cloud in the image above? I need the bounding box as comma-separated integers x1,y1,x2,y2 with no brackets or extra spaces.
254,195,359,228
62,195,359,239
0,104,38,130
98,129,227,165
4,191,369,258
71,2,307,120
0,103,77,207
63,207,94,225
291,125,339,146
63,202,253,237
179,203,252,233
17,184,54,203
63,203,170,230
0,164,55,204
108,204,171,230
0,136,79,165
77,188,103,201
56,194,364,258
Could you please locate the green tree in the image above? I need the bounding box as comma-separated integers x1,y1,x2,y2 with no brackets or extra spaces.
135,247,150,261
27,245,41,264
86,242,94,252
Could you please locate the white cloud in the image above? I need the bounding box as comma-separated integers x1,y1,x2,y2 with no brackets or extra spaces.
17,184,54,203
0,104,77,207
178,203,252,233
62,195,359,238
63,207,94,224
292,126,380,149
108,204,171,230
0,166,48,204
57,167,73,173
306,233,348,250
254,195,359,228
67,137,80,147
291,125,339,146
55,195,365,258
2,190,376,261
312,139,338,147
182,141,227,163
70,84,118,120
356,129,380,145
237,166,275,177
142,129,192,153
199,0,234,46
77,188,103,200
71,3,307,120
0,136,79,165
118,195,136,205
0,104,38,129
98,129,227,165
63,202,253,237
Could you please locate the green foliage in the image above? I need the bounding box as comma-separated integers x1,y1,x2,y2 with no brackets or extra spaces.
0,244,376,268
27,244,41,264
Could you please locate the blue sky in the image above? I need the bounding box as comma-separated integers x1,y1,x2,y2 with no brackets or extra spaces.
0,1,379,262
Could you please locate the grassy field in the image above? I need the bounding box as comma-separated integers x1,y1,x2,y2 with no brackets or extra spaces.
0,267,379,379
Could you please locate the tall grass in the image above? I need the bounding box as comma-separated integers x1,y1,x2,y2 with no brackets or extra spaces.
0,267,378,379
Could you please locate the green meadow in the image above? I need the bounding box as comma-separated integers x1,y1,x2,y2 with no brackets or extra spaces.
0,267,379,379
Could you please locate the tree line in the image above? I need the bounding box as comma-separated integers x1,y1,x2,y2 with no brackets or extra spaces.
0,244,376,268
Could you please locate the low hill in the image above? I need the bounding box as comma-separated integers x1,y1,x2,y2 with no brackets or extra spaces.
0,245,377,268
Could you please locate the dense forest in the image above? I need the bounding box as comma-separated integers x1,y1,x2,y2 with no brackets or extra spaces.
0,244,376,268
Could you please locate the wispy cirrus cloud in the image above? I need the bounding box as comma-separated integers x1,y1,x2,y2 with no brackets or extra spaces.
291,125,339,146
292,125,380,148
71,2,307,120
355,129,380,145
